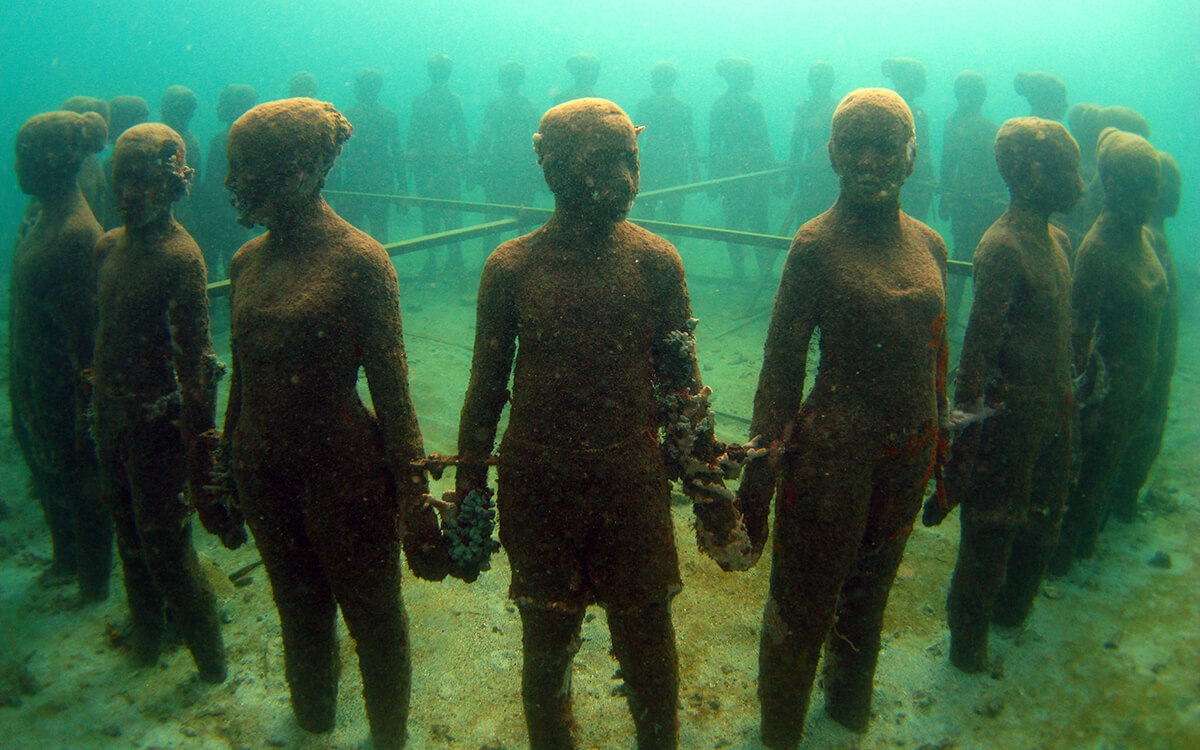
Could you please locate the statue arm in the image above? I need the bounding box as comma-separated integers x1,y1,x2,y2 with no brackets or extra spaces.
455,254,517,495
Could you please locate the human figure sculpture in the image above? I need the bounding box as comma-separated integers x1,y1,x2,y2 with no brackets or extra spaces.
59,96,110,220
1065,105,1151,255
736,88,949,747
925,118,1083,673
783,60,838,233
197,83,258,279
454,98,750,750
339,69,404,244
475,60,541,208
1014,71,1068,122
97,96,151,230
287,70,319,99
160,86,202,236
409,53,468,277
220,98,433,749
160,86,202,182
10,110,112,602
551,52,600,104
634,61,696,223
1105,151,1182,523
1049,128,1166,575
939,71,1005,320
709,57,775,278
882,57,935,221
93,123,237,680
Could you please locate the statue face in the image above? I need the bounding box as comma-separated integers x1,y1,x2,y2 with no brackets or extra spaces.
113,153,174,228
224,151,276,228
545,125,640,223
1109,168,1160,225
829,119,914,207
1034,145,1084,215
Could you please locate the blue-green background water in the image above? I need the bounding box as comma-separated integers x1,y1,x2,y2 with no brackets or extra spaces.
2,2,1199,747
1,0,1198,265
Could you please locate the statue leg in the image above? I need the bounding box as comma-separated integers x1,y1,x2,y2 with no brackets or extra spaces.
994,424,1070,628
946,521,1013,673
238,465,339,734
69,463,112,603
128,415,225,683
759,455,873,749
311,466,411,750
607,597,679,750
518,604,585,750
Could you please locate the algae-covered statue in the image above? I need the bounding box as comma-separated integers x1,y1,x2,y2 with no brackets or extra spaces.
1050,128,1166,574
925,118,1083,673
881,57,935,221
219,98,432,749
635,61,696,223
736,88,950,747
196,83,257,278
1014,71,1069,122
784,60,839,233
454,98,752,750
1106,152,1182,523
10,110,112,603
939,71,1005,320
93,123,234,681
409,53,469,278
709,57,775,278
338,69,403,244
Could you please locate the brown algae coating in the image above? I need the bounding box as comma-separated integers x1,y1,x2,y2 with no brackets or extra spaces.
738,88,949,745
223,97,425,749
10,110,110,602
1107,151,1183,521
1051,127,1166,573
1014,71,1068,121
939,118,1082,673
456,97,714,748
93,123,228,680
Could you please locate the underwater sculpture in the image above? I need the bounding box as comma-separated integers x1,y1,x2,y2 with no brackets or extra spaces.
160,85,202,236
97,95,151,230
409,53,469,278
10,110,112,603
939,71,1005,320
881,57,935,221
160,86,201,182
59,96,110,220
736,88,949,747
1050,127,1166,575
1065,105,1153,254
219,97,432,749
196,83,257,279
784,60,839,232
1014,71,1068,122
287,70,319,99
93,123,234,681
709,56,775,277
925,117,1083,673
551,52,601,104
454,97,752,750
338,69,403,244
635,61,696,223
1105,151,1182,524
475,60,541,209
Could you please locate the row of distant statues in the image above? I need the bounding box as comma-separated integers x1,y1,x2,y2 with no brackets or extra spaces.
50,53,1091,288
9,73,1180,749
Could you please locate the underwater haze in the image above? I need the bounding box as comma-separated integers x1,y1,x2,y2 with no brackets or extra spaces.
1,0,1198,256
2,1,1200,748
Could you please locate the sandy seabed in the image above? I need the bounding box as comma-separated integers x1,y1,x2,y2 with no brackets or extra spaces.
0,231,1197,750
